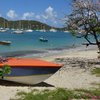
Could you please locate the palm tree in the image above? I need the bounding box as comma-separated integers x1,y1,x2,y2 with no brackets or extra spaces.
0,64,11,79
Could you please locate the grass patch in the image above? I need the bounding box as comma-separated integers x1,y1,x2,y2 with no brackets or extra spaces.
91,68,100,77
10,88,100,100
75,89,100,97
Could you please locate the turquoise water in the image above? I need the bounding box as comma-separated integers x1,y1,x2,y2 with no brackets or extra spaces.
0,31,87,56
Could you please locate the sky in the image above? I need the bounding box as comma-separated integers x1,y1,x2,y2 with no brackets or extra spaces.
0,0,72,27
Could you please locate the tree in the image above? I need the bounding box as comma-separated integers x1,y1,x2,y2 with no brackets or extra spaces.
66,0,100,53
0,65,11,79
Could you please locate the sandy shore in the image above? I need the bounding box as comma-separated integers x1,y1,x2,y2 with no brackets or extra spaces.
0,45,100,100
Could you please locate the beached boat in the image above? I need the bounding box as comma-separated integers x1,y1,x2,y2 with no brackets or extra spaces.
0,58,62,85
39,37,48,42
0,41,11,45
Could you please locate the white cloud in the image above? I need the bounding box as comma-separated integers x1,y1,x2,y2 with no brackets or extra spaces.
7,10,17,19
32,6,58,26
5,6,61,27
22,12,34,20
35,15,41,20
42,6,57,21
0,14,2,17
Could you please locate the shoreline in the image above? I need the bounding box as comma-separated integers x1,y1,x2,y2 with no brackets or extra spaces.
39,45,98,61
0,45,98,60
0,50,47,57
0,44,79,58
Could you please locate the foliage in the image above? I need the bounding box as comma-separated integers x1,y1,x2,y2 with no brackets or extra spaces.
91,68,100,77
0,17,62,31
0,64,11,79
70,30,76,36
66,0,100,52
10,88,100,100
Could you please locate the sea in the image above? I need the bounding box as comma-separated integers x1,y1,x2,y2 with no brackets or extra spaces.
0,30,92,57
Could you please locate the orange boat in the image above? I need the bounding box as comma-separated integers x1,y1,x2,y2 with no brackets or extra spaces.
0,58,62,85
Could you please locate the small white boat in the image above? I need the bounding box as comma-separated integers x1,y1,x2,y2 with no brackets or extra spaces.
39,37,48,42
11,28,15,31
39,29,46,32
64,30,69,33
0,41,11,45
49,28,57,32
0,29,7,32
25,29,33,32
5,28,10,30
12,29,24,34
0,28,8,32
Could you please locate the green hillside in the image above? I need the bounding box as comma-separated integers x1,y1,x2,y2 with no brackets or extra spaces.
0,17,62,31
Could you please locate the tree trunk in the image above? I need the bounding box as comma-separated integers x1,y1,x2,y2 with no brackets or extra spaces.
93,32,100,52
97,43,100,53
1,75,4,80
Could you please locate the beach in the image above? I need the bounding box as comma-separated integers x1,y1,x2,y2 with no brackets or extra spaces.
0,45,100,100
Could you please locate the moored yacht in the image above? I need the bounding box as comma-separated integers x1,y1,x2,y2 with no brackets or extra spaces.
24,20,33,32
25,29,33,32
12,29,24,34
63,30,69,33
0,27,8,32
39,29,46,32
11,20,24,34
49,28,57,32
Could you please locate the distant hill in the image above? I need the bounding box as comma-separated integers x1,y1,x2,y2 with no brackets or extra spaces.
0,17,63,31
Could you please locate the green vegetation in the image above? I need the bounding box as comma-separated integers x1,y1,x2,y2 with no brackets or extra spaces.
0,17,63,31
0,64,11,79
11,88,100,100
66,0,100,53
91,68,100,77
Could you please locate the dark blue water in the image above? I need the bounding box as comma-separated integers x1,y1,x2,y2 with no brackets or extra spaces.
0,31,87,55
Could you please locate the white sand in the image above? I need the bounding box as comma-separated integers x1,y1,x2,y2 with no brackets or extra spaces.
0,45,100,100
40,45,99,61
44,46,100,89
45,67,100,89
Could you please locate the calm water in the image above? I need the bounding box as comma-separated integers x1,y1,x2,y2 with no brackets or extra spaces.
0,30,87,56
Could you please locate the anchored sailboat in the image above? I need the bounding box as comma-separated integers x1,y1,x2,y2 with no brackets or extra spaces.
25,20,33,32
0,19,8,32
12,21,24,34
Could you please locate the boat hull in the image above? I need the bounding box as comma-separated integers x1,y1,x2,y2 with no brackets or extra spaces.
0,41,11,45
0,58,62,85
4,74,52,85
3,67,60,84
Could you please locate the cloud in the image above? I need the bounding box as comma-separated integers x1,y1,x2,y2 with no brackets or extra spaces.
32,6,58,25
42,6,57,21
7,10,17,19
5,6,61,27
0,14,2,17
35,15,41,20
36,6,58,26
22,12,34,20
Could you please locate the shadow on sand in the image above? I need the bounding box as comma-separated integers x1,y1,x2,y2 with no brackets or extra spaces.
0,79,54,87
